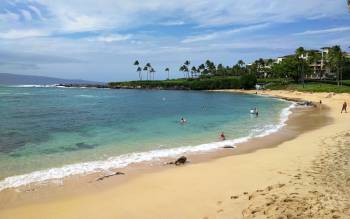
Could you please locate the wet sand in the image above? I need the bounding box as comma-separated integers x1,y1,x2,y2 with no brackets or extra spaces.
0,90,349,219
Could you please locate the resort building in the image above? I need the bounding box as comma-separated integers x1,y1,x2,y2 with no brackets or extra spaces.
250,47,349,79
276,47,335,79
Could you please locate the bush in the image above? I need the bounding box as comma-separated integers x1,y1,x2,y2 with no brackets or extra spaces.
240,74,257,89
109,77,254,90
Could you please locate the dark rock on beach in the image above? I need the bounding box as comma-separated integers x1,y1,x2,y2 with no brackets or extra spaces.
175,156,187,165
167,156,188,166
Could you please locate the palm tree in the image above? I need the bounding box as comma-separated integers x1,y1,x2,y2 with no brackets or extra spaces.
205,60,216,75
295,47,306,87
145,63,151,80
191,66,197,78
143,66,149,80
328,45,343,86
165,68,170,80
150,68,156,80
184,60,191,78
237,60,245,68
134,60,141,80
198,64,205,76
137,66,142,80
179,65,188,78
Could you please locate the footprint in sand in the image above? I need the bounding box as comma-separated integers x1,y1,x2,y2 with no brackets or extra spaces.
217,209,224,213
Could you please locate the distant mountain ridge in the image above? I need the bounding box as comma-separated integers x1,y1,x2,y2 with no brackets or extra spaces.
0,73,101,85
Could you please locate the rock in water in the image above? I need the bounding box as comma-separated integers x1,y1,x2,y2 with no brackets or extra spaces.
175,156,187,165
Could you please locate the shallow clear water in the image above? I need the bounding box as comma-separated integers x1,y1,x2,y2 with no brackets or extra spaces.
0,86,290,187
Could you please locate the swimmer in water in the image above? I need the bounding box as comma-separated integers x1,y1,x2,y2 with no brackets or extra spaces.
180,117,187,124
220,132,226,141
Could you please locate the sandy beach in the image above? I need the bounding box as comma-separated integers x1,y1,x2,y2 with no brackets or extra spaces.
1,90,350,219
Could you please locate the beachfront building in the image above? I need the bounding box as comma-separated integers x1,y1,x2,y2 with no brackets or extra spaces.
276,48,335,79
252,47,349,79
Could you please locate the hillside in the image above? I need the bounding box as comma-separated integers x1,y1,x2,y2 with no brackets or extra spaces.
0,73,100,85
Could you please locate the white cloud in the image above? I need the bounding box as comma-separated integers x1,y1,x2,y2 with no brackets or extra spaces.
0,29,49,40
182,33,216,43
160,20,185,26
91,34,132,42
20,9,32,21
13,0,346,34
182,23,270,43
28,5,44,20
60,15,109,33
0,10,20,23
294,27,350,36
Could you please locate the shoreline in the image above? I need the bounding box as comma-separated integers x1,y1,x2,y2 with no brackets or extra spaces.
0,93,296,192
1,90,349,219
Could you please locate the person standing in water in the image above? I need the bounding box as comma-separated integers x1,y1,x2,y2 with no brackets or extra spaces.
220,132,226,141
180,117,187,124
341,101,347,113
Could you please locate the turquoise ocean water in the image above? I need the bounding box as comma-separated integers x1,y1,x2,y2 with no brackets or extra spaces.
0,86,292,190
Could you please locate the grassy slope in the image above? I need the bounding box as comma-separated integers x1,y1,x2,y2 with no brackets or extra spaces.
266,82,350,93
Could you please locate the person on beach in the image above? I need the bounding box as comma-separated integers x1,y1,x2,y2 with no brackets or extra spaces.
341,101,347,113
220,132,226,141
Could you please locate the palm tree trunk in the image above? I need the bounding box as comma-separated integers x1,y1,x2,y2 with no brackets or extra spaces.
302,64,305,88
337,67,340,87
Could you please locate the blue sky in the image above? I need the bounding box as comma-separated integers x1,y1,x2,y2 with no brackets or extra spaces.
0,0,349,82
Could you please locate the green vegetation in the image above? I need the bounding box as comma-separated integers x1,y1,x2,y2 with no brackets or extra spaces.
113,45,350,92
109,76,256,90
265,82,350,93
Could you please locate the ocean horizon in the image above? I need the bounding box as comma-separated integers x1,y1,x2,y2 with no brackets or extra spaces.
0,86,293,190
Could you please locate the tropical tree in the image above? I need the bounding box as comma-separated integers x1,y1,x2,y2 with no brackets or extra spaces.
145,63,152,80
179,65,189,78
143,66,149,80
254,58,266,78
279,55,309,82
184,60,191,78
198,64,205,76
205,60,216,75
191,66,197,78
216,63,226,76
165,67,170,79
134,60,141,80
328,45,344,86
150,67,156,80
237,60,245,68
137,66,142,80
295,47,306,87
235,60,247,76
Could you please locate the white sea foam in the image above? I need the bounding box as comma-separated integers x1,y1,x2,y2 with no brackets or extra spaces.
0,101,296,191
11,84,59,88
76,94,96,98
